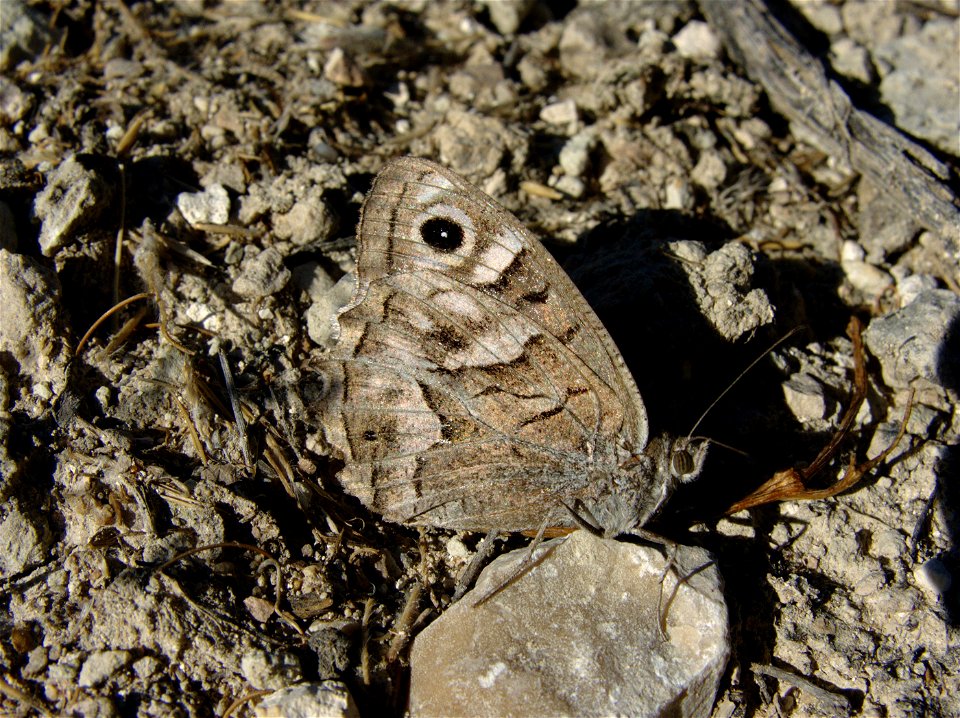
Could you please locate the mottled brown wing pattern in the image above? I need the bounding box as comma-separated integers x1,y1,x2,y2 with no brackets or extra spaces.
320,158,652,531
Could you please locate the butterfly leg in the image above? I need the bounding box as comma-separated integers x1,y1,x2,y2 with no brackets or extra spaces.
562,499,605,537
624,527,722,641
470,518,557,607
562,500,680,638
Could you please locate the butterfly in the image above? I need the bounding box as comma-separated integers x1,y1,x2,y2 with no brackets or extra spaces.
317,157,706,535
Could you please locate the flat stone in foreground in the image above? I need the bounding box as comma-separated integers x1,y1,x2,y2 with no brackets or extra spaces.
409,531,729,718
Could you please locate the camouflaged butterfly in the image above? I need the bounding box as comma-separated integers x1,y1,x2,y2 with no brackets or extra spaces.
318,157,706,535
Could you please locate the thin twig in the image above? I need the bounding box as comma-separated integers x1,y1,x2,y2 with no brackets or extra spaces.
219,350,252,469
75,292,153,355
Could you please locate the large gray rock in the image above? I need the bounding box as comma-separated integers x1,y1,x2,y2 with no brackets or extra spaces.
875,19,960,156
0,249,69,417
34,155,115,256
864,289,960,389
409,531,729,718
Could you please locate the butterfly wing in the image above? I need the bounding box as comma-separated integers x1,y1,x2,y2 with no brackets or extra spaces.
322,157,650,530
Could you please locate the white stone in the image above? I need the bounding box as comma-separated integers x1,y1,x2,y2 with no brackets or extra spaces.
478,0,536,35
664,177,692,210
291,261,336,302
673,241,774,341
0,499,49,577
672,21,721,61
870,528,906,560
782,373,829,423
691,149,727,190
240,648,300,690
554,175,585,198
78,650,131,688
255,681,359,718
797,1,843,35
446,536,471,561
845,262,894,296
539,98,578,125
896,273,937,306
177,183,230,225
830,37,874,84
841,241,894,296
323,48,365,87
272,195,338,246
558,131,593,177
840,240,865,262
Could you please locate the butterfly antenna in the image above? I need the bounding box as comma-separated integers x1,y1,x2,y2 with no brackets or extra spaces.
685,326,805,441
689,436,749,457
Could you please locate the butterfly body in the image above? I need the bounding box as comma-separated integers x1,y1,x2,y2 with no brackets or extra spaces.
319,158,705,533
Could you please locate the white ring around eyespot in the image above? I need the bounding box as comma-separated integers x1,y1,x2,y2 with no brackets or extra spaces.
417,203,477,260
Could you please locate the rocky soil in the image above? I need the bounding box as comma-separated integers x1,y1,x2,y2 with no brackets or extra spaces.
0,1,957,716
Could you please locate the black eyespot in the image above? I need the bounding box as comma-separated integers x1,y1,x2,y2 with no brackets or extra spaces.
421,217,463,252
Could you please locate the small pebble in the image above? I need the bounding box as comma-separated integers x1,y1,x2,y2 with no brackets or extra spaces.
539,99,579,125
232,247,291,299
177,184,230,226
672,21,722,61
255,681,359,718
782,373,829,423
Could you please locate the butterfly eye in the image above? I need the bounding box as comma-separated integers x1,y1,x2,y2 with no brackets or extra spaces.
671,446,695,477
421,217,464,252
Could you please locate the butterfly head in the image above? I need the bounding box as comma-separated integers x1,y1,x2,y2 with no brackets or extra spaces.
668,436,709,484
595,436,709,536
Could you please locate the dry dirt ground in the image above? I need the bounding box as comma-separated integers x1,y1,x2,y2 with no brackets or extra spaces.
0,1,958,717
